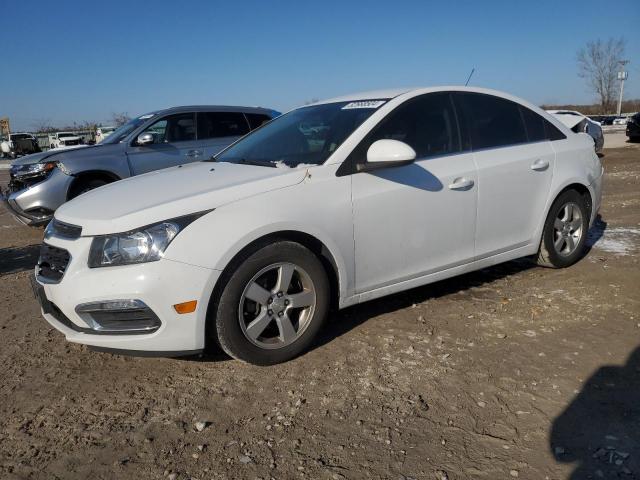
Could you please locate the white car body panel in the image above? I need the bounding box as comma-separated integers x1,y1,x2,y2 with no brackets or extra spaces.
39,86,603,353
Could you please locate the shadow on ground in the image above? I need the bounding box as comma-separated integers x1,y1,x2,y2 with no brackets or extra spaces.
0,244,40,275
551,347,640,479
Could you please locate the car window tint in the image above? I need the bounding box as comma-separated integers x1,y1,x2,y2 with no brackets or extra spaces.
141,113,195,144
520,106,547,142
366,92,461,159
544,119,567,141
246,113,272,130
458,93,527,149
197,112,250,139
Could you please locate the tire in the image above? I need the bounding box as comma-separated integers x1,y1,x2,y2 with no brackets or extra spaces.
68,178,108,199
211,240,329,365
537,189,589,268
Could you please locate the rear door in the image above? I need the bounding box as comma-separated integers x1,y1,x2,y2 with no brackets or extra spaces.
196,111,250,159
454,92,555,258
126,112,200,175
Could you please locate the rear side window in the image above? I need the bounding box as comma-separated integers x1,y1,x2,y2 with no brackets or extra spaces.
197,112,250,139
544,120,567,141
364,92,461,159
519,106,547,142
246,113,273,130
456,92,527,149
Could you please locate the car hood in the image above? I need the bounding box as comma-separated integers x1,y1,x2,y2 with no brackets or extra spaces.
55,161,308,236
11,143,121,166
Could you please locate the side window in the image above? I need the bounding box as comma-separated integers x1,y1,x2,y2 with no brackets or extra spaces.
519,106,547,142
363,92,461,160
544,119,567,141
457,93,527,149
246,113,272,130
197,112,250,139
140,113,195,144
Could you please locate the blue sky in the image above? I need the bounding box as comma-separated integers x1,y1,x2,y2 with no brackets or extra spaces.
1,0,638,130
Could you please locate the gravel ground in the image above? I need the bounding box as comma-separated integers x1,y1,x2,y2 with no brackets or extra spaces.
0,139,639,480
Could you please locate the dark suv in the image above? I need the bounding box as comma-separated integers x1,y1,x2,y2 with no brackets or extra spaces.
626,113,640,142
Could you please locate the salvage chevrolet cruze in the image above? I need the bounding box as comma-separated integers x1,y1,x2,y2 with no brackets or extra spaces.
34,87,603,365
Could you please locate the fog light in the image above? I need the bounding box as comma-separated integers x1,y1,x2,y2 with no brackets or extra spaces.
75,299,161,334
174,300,197,314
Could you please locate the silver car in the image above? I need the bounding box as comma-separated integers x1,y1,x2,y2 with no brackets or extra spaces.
1,105,278,225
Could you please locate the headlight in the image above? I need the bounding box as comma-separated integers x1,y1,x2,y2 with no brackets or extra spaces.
88,212,209,268
16,161,58,178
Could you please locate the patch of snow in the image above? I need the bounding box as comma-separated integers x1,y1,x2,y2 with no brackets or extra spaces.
587,226,640,255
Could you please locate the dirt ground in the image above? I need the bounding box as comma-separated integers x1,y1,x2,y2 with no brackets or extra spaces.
0,137,639,480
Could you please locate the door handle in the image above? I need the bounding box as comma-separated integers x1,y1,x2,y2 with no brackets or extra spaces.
448,177,474,190
185,150,203,158
530,159,549,171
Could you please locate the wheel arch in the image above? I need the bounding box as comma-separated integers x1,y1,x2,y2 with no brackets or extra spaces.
204,230,343,350
535,180,594,250
67,170,120,200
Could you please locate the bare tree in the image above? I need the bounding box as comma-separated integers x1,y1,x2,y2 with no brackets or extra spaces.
577,38,626,112
31,118,56,133
111,112,131,127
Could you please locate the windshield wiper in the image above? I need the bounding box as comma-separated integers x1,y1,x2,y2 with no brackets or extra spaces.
212,157,278,168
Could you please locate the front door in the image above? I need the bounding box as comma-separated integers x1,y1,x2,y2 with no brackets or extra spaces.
351,93,478,293
126,112,201,175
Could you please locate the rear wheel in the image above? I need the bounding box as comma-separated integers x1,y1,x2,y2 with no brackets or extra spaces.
211,241,329,365
537,190,589,268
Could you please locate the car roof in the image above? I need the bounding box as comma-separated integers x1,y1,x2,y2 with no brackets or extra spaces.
310,86,543,108
159,105,277,115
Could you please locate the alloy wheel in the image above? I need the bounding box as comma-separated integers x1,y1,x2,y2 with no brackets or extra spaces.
238,262,316,349
553,202,584,256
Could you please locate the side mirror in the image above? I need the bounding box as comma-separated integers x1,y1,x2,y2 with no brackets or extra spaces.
358,139,416,172
136,132,154,146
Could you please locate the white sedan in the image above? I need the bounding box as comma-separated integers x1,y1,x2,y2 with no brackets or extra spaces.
35,87,603,364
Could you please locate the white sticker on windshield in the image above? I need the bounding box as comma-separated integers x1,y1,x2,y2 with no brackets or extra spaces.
139,114,155,119
341,100,386,110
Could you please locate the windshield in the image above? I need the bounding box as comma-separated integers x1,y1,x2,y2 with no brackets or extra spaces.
102,114,154,144
58,133,75,138
213,101,386,167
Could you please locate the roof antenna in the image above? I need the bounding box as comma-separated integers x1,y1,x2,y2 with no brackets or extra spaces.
464,68,475,86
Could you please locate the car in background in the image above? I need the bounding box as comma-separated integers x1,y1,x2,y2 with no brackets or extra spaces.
1,105,279,225
612,117,628,126
34,87,602,364
0,133,41,158
547,110,604,152
626,113,640,142
48,132,84,149
95,126,116,143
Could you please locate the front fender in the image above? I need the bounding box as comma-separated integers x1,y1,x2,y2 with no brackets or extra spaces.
164,166,354,305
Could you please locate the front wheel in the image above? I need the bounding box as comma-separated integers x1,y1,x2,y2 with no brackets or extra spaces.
537,190,589,268
211,241,329,365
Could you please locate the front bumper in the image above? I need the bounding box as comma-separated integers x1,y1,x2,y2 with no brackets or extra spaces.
34,235,220,354
1,168,72,225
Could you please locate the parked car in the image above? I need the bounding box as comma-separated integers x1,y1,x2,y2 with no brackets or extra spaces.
546,110,604,152
626,113,640,142
1,105,278,225
0,133,41,158
32,87,602,365
612,117,628,126
95,126,116,143
48,131,84,149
